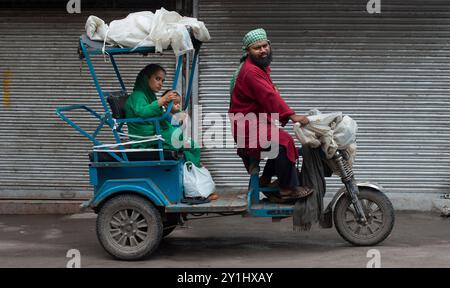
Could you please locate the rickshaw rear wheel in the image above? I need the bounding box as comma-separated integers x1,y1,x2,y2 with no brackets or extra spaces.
334,188,395,246
96,194,163,260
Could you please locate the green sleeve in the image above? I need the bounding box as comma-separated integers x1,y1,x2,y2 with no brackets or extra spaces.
131,91,163,118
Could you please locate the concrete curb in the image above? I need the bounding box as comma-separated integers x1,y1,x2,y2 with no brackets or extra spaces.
0,200,88,214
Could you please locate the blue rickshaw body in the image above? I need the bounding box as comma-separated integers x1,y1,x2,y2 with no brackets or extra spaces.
88,161,184,208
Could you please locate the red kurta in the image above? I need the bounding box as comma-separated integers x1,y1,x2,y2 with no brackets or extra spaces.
229,57,297,172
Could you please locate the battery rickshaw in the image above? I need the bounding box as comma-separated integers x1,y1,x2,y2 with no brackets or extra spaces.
56,33,395,260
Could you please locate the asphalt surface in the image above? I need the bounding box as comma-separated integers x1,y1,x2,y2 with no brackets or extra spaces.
1,211,450,268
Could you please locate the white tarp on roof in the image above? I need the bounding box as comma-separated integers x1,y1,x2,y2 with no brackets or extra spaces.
85,8,210,55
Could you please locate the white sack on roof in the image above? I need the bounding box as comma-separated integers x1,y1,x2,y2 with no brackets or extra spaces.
85,8,210,56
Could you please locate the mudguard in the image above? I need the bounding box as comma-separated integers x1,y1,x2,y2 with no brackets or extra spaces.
88,178,171,209
320,182,384,228
325,182,384,212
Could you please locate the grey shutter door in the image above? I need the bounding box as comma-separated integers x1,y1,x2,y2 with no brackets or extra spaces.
198,0,450,196
0,11,176,199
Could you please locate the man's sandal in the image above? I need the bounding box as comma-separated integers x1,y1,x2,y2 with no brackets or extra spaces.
280,186,314,200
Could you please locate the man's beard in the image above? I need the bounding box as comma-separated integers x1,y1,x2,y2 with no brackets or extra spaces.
250,50,272,68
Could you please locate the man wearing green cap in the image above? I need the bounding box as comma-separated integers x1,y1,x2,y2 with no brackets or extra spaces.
229,28,312,202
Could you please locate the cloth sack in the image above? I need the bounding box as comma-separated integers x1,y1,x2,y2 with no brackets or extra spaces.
183,162,215,198
334,115,357,149
294,110,357,162
85,8,210,56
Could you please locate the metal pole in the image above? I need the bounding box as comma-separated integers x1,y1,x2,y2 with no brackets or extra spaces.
192,0,200,142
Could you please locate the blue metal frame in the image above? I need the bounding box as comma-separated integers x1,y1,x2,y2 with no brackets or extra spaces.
245,162,294,217
183,49,199,111
56,35,199,164
55,35,203,208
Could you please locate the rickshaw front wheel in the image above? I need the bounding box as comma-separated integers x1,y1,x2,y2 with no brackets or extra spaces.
334,188,395,246
96,194,163,260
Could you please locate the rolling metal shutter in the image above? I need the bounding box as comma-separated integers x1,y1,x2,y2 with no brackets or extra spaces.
198,0,450,196
0,11,176,199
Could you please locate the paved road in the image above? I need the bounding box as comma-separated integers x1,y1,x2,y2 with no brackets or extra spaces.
1,212,449,268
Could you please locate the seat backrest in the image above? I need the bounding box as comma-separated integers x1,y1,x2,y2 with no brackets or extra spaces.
106,91,129,119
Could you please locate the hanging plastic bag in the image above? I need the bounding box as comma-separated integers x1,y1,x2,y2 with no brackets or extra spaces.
293,109,358,160
294,124,321,148
295,111,342,159
333,115,358,149
307,112,342,135
183,162,215,198
169,23,194,56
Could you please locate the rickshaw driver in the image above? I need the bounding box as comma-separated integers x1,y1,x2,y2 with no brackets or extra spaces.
229,28,313,202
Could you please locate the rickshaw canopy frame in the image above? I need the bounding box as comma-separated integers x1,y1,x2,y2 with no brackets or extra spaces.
56,34,201,164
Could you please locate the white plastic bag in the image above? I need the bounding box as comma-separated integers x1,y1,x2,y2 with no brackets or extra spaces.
297,112,342,158
294,123,321,148
307,112,342,135
183,162,215,198
293,110,358,162
168,24,194,56
333,115,358,149
179,17,211,42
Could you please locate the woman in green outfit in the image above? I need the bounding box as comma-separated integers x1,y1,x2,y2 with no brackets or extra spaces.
124,64,201,167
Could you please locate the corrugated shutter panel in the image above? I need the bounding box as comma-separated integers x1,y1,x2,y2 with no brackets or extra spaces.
0,11,176,199
198,0,450,195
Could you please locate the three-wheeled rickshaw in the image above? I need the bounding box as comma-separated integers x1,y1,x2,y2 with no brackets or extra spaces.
56,33,395,260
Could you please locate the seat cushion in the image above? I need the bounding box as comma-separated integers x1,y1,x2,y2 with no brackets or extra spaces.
89,150,181,162
107,91,129,119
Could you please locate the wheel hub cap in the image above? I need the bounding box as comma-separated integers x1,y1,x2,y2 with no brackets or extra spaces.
109,209,149,247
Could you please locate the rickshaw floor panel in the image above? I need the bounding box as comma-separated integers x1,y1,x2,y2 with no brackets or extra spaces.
165,189,248,213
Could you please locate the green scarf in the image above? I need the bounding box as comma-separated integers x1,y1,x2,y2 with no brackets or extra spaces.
133,70,157,102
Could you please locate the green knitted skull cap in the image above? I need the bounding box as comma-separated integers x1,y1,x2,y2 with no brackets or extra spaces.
242,28,269,52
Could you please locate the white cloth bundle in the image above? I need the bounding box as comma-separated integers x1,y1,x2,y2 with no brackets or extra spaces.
294,110,358,165
85,8,210,56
